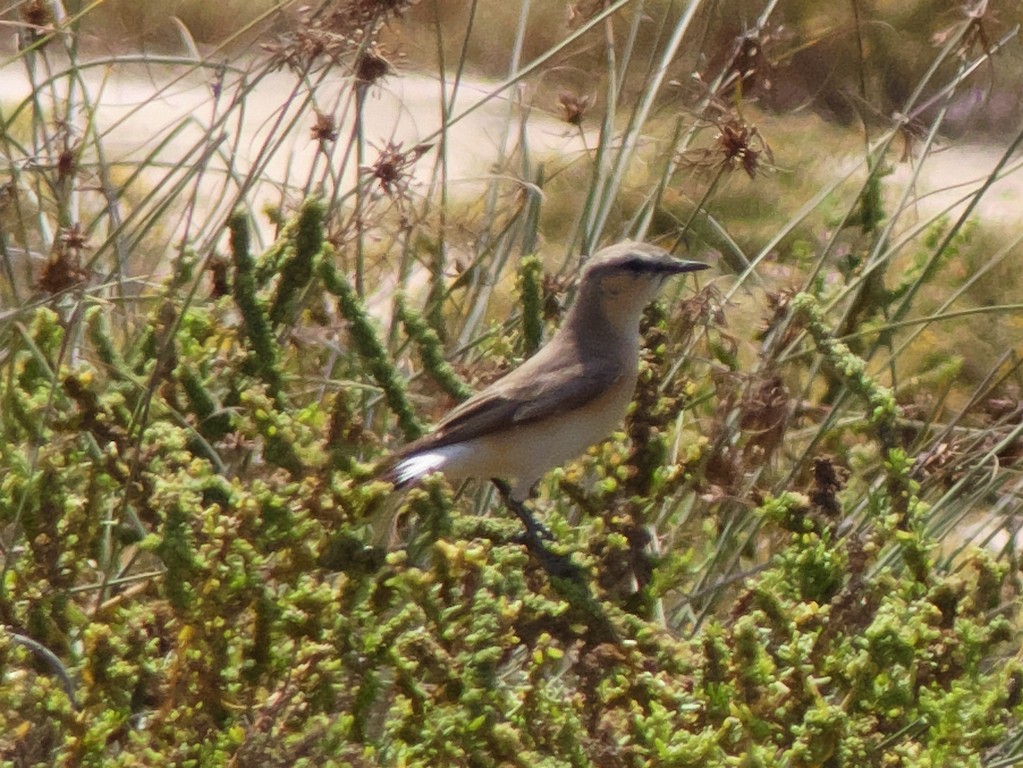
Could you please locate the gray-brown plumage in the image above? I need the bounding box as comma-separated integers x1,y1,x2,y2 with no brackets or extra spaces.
381,241,708,502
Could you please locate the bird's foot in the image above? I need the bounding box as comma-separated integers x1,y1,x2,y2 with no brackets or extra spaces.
510,516,555,542
491,477,580,579
518,529,583,580
491,478,554,540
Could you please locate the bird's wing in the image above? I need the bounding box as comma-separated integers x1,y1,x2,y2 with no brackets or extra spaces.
399,356,625,455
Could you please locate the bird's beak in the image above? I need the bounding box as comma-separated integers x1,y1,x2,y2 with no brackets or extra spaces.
663,258,710,275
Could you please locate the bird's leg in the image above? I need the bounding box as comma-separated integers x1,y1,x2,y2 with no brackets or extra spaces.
491,479,581,579
490,479,553,541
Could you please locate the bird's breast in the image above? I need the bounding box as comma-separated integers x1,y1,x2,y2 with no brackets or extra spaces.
440,368,637,498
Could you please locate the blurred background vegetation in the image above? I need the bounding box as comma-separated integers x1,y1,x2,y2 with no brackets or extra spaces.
3,0,1023,766
66,0,1023,135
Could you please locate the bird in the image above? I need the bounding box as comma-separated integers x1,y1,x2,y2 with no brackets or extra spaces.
380,240,708,551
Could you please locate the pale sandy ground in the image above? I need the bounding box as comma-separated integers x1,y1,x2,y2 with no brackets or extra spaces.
0,59,567,186
0,58,587,282
2,57,1021,263
889,143,1023,227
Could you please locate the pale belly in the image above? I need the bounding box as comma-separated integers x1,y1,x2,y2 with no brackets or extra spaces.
441,378,635,499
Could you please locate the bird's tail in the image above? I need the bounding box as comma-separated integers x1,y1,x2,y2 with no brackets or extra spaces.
371,451,453,549
374,451,450,490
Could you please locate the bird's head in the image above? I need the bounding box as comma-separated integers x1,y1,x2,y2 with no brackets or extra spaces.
576,241,709,324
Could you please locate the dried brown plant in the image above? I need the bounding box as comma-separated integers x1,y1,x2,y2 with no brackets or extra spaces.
264,1,415,73
558,91,592,126
310,111,338,144
680,112,774,180
361,141,432,199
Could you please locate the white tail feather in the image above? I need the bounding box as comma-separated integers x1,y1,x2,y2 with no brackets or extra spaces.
394,451,450,485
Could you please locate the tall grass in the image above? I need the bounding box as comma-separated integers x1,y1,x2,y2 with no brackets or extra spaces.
2,0,1023,765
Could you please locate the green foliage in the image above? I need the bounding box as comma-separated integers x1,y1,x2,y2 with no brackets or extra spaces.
517,255,544,357
319,255,424,442
396,294,474,403
267,197,327,328
6,199,1015,765
229,209,286,408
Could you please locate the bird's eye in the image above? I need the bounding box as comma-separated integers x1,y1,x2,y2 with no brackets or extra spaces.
622,256,648,273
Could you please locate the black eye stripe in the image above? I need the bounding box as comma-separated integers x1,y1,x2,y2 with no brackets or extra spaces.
622,256,649,273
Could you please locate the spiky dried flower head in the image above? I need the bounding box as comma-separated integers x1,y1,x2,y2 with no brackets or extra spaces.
20,0,53,28
263,22,348,71
933,0,997,60
333,0,418,27
361,141,432,198
715,118,772,179
38,224,89,294
729,32,766,87
355,47,391,85
58,222,89,252
558,91,592,126
680,113,774,180
264,1,416,73
310,111,338,144
566,0,612,29
892,111,928,162
19,0,56,48
716,24,790,100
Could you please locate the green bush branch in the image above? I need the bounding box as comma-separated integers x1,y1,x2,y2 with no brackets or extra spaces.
395,292,473,402
319,251,423,441
228,209,286,408
269,197,325,327
517,254,544,357
792,292,900,441
85,307,130,382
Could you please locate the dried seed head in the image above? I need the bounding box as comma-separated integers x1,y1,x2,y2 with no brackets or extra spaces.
332,0,417,28
264,11,354,72
56,148,76,182
208,256,231,299
265,1,416,73
933,1,997,60
557,91,592,126
719,26,784,98
310,110,338,143
565,1,611,29
369,145,403,194
678,110,774,181
809,456,844,518
730,34,763,83
715,118,771,179
39,235,88,294
21,0,53,28
361,141,432,198
355,48,391,85
58,222,89,252
738,374,788,461
892,111,928,163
